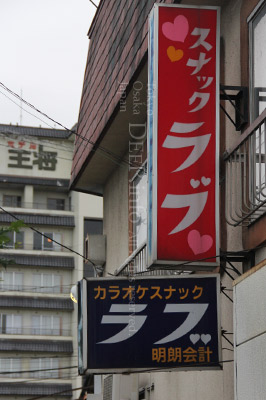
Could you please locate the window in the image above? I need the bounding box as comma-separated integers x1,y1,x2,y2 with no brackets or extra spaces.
30,358,59,378
3,195,22,208
84,219,103,236
32,273,61,293
0,271,23,290
47,198,65,210
31,315,61,335
250,1,266,120
249,2,266,204
0,314,22,334
33,232,61,251
4,231,24,249
0,358,21,377
131,168,147,250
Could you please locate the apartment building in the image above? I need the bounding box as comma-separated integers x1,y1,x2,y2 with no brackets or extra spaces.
70,0,266,399
0,124,103,399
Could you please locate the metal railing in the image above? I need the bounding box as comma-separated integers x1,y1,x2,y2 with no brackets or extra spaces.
224,108,266,226
115,242,148,276
0,327,71,336
0,284,71,294
0,243,71,252
1,200,73,212
115,242,192,276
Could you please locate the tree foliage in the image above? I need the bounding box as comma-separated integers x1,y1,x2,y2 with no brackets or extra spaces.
0,220,25,268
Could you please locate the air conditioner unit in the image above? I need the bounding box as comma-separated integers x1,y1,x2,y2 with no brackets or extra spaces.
85,234,106,266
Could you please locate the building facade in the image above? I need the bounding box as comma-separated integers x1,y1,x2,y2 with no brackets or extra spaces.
0,124,103,399
70,0,266,399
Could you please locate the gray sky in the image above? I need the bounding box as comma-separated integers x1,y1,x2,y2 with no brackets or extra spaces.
0,0,99,129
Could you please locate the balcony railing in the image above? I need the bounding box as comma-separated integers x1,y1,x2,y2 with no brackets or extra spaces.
0,284,71,294
224,108,266,226
115,242,148,276
0,243,71,252
1,200,73,212
0,327,71,336
115,242,192,276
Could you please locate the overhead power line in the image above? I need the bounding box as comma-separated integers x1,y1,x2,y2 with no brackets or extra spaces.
0,81,143,170
89,0,98,7
0,365,77,376
26,384,91,400
0,205,97,271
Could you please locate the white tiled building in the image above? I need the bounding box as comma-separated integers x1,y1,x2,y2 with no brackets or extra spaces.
0,124,103,399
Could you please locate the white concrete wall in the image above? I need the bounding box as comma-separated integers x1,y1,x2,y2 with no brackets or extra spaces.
234,260,266,400
0,134,73,180
103,163,129,274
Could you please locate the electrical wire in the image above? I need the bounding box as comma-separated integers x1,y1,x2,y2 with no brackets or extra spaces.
0,89,58,130
0,365,77,376
1,81,146,173
0,139,73,162
0,82,143,170
0,129,74,155
25,385,91,400
89,0,98,7
0,205,96,270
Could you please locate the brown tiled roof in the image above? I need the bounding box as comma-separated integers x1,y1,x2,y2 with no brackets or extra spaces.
71,0,173,187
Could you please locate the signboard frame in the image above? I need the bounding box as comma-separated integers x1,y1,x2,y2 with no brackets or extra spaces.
78,274,221,374
147,4,220,269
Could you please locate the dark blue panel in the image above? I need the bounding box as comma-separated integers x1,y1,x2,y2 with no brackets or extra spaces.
85,276,220,371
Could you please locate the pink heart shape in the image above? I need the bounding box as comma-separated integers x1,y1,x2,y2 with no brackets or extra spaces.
162,15,189,42
187,230,213,255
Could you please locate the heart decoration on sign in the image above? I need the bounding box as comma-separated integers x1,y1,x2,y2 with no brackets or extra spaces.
162,15,189,42
201,334,211,345
190,178,200,189
187,230,213,255
201,176,211,186
190,333,200,344
167,46,183,62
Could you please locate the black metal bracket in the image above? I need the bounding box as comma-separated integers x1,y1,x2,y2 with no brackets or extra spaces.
220,85,248,131
220,249,255,276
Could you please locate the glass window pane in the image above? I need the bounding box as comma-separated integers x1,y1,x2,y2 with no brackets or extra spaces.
13,315,22,334
3,272,12,289
32,274,41,292
6,315,13,334
47,198,65,210
14,273,23,290
12,358,21,378
30,359,39,378
53,233,61,251
0,314,7,334
84,219,103,235
33,232,42,250
32,316,41,335
53,316,60,335
134,171,147,249
4,231,14,248
15,232,24,249
43,233,53,250
252,4,266,119
53,275,61,293
43,274,52,292
43,316,52,335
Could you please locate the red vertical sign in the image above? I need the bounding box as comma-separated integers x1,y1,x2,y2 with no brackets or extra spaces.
148,5,219,267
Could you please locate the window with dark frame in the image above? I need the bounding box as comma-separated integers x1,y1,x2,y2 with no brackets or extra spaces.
47,198,65,211
4,231,24,249
131,166,147,251
3,195,22,208
249,0,266,120
248,1,266,204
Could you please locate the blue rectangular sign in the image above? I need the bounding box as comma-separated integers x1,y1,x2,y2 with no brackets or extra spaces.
80,275,220,373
